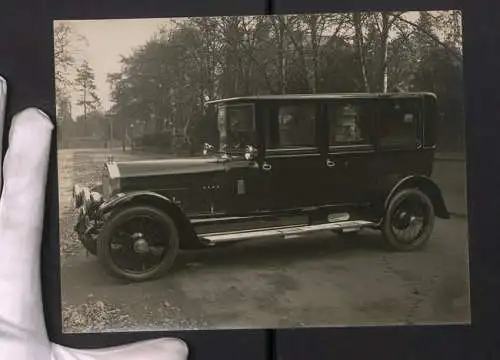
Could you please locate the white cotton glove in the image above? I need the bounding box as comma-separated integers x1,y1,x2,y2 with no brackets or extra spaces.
0,76,189,360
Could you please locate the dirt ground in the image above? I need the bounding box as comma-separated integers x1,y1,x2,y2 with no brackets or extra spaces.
57,148,470,333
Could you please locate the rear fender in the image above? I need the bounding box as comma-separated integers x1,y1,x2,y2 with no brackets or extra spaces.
99,191,204,249
384,175,450,219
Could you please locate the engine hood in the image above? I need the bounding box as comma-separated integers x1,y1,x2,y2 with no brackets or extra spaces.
111,157,226,179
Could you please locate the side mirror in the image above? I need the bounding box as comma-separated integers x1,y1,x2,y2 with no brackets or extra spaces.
244,145,258,161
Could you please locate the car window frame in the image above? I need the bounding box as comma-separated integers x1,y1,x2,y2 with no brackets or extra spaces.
221,102,257,156
325,98,376,153
375,96,423,151
263,99,322,156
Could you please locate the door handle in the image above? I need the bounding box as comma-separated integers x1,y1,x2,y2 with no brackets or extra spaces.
326,159,336,168
262,162,272,171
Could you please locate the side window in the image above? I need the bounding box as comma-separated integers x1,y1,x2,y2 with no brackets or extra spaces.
270,103,316,148
226,104,255,149
327,102,371,146
378,99,420,147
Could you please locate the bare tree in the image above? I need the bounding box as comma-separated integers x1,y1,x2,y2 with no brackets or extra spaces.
393,12,463,64
352,13,371,92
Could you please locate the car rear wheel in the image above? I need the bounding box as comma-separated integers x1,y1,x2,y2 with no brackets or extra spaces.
97,205,179,282
382,188,435,251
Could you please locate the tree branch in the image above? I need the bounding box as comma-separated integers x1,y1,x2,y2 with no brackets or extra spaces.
393,14,462,64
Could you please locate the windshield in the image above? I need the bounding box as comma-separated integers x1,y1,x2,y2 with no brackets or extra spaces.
217,104,255,155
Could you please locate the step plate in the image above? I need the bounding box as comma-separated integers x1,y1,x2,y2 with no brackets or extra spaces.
200,220,374,244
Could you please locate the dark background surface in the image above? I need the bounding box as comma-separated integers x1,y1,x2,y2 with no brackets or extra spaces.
0,0,499,359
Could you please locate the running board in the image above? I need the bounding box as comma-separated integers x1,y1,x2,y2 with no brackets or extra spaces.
200,220,375,244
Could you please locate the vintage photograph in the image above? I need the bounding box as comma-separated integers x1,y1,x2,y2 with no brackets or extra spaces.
54,10,469,333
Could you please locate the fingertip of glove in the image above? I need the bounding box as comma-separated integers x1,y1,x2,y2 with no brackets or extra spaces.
13,107,54,131
51,338,189,360
0,76,6,95
7,108,53,151
154,338,189,358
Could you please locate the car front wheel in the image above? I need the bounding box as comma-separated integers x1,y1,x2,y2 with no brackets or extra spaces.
382,188,435,251
96,205,180,282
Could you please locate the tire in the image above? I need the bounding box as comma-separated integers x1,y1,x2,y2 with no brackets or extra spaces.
96,205,180,282
382,188,435,251
81,237,97,255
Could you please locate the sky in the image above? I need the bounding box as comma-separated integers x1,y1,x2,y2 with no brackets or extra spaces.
55,17,179,116
55,11,457,118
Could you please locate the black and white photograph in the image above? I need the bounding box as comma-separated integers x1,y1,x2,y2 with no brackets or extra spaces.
55,10,470,333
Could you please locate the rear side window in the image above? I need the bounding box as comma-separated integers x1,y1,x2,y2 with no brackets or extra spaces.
266,103,317,149
378,98,420,148
327,102,372,146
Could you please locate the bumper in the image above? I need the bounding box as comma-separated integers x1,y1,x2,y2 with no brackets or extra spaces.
72,184,105,250
73,184,103,209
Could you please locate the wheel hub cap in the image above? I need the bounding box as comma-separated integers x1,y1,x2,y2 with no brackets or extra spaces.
395,211,411,228
132,235,150,254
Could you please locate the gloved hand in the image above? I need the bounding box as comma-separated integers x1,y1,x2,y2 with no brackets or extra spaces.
0,76,189,360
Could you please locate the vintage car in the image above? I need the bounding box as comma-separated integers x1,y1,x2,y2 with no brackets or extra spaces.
72,93,450,282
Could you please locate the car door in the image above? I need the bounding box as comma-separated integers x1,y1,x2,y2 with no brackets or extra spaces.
259,100,325,211
222,158,264,214
322,99,377,206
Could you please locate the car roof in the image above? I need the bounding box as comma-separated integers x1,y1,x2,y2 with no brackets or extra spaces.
205,92,436,105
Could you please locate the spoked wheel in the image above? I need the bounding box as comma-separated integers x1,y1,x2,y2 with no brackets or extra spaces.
97,206,179,282
382,188,435,251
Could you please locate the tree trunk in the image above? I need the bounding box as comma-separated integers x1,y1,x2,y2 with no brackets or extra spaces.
182,112,192,155
310,16,319,93
378,13,390,93
83,81,87,136
278,17,287,94
353,13,370,92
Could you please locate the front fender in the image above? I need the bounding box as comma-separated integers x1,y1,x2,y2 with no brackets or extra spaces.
98,191,171,214
98,191,203,249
